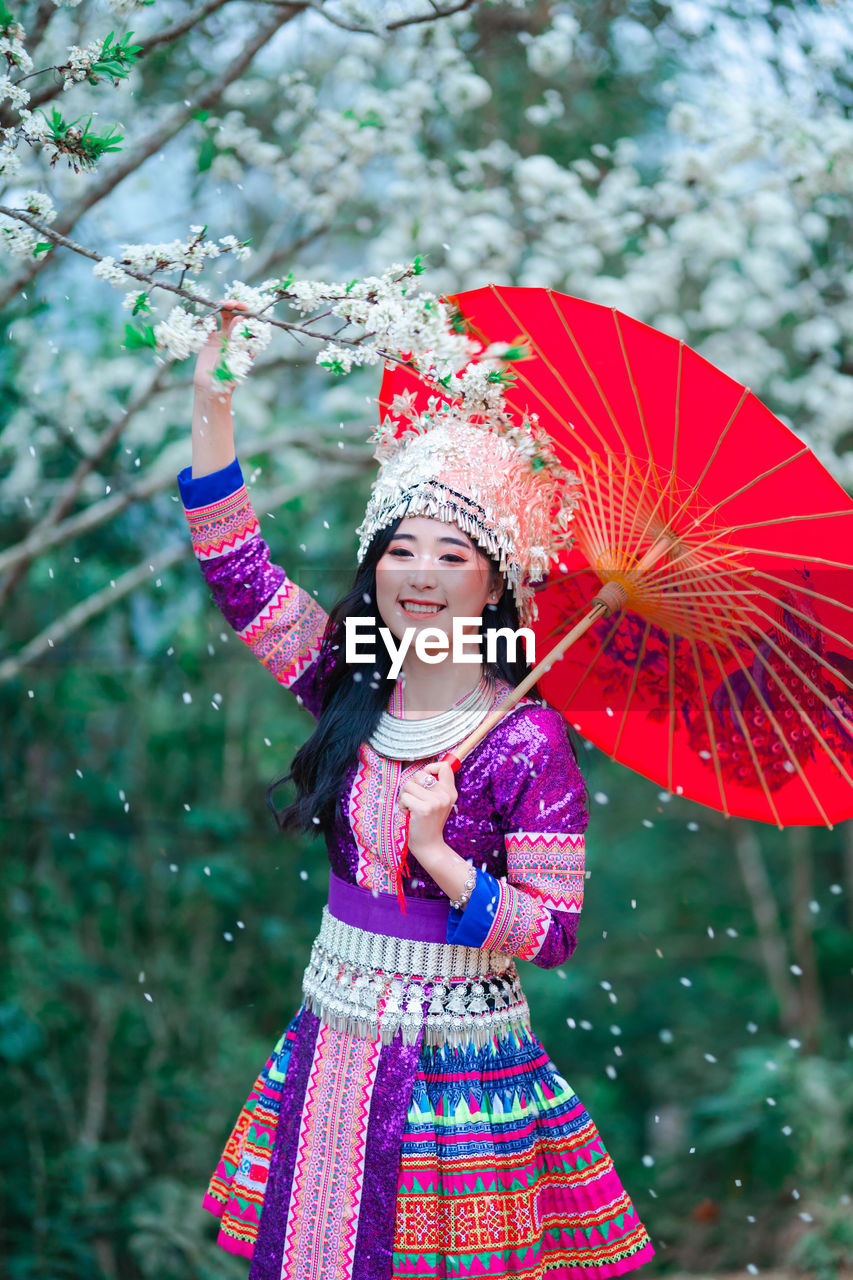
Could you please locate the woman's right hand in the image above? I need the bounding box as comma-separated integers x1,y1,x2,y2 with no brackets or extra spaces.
193,300,249,401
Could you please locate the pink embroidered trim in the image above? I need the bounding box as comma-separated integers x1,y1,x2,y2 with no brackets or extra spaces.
184,486,259,561
237,579,327,688
280,1023,380,1280
481,878,550,961
505,831,585,913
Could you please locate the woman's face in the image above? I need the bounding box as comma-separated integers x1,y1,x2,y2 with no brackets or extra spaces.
374,516,503,647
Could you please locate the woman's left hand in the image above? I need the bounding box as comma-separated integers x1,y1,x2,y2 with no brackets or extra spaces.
398,760,458,863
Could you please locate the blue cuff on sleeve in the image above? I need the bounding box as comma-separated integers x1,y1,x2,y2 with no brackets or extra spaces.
177,455,243,508
446,869,501,949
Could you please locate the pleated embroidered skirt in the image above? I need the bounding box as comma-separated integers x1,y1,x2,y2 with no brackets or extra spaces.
203,877,655,1280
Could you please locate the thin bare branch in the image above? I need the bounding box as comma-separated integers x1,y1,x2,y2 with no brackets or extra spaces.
0,429,369,576
0,365,170,609
0,465,364,684
295,0,477,33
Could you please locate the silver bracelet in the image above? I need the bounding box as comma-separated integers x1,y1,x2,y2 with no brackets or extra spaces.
449,863,477,912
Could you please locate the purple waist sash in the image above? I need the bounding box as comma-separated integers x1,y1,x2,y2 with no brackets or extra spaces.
327,871,450,944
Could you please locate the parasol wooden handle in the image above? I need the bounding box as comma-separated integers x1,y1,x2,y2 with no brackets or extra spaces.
441,599,611,773
441,529,680,772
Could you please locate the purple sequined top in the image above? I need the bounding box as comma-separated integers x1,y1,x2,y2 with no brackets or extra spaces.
178,456,588,969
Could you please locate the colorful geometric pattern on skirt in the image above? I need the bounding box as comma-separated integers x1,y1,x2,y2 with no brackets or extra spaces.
203,1017,299,1257
280,1020,381,1279
204,1016,653,1279
392,1028,654,1279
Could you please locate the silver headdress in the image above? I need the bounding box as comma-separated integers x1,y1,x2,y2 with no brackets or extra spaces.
356,395,581,624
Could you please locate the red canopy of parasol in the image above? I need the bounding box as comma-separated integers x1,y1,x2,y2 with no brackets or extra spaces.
379,286,853,828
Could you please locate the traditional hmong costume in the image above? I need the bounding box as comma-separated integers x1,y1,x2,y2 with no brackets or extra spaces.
176,400,654,1280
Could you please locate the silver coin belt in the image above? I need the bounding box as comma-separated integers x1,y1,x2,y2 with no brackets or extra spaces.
301,907,530,1049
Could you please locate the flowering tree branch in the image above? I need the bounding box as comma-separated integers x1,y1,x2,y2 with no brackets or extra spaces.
300,0,478,35
0,6,302,308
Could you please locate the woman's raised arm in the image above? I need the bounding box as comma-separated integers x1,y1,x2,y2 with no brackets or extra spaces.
177,305,330,717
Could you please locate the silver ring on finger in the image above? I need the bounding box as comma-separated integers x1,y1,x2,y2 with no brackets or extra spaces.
421,774,437,789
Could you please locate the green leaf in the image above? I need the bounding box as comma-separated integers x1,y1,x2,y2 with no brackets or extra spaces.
33,242,53,257
197,136,216,173
131,292,150,316
213,360,235,382
122,322,156,351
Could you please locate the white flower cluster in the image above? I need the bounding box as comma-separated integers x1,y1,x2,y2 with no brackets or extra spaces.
219,311,273,384
108,0,150,11
111,228,228,277
0,24,33,75
0,74,30,111
522,11,579,77
88,230,251,295
153,307,217,362
0,21,52,179
0,190,56,259
62,40,107,91
284,266,474,379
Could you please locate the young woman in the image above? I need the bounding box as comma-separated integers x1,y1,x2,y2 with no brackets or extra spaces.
178,307,654,1280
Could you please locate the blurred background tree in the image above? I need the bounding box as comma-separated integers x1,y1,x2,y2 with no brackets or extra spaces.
1,1,851,1277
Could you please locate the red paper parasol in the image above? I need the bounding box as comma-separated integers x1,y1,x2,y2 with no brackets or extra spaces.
379,286,853,828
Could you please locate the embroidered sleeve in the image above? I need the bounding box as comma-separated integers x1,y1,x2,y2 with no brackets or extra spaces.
177,457,329,716
446,705,588,969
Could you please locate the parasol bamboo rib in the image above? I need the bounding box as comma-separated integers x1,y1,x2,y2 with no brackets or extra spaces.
669,387,750,522
474,289,625,459
689,637,730,817
745,589,853,658
670,342,684,525
723,637,832,828
559,609,626,708
613,621,652,759
611,309,656,466
668,631,676,793
752,568,853,619
700,445,812,519
739,632,853,792
707,644,784,828
747,602,853,704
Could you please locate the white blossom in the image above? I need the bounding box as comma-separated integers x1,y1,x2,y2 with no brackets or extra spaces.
62,40,106,90
0,75,30,111
523,12,579,77
153,307,217,362
121,289,149,312
0,29,34,75
93,256,131,287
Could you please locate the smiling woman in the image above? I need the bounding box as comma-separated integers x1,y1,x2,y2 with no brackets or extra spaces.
176,309,654,1280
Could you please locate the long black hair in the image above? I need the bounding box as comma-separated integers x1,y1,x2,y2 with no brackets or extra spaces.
266,517,538,835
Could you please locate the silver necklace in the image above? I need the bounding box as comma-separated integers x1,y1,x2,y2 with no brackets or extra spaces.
369,673,496,761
